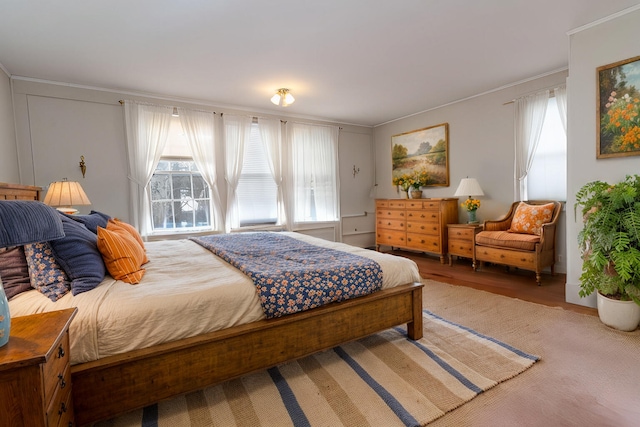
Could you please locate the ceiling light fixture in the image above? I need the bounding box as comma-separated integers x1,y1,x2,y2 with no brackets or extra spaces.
271,88,295,107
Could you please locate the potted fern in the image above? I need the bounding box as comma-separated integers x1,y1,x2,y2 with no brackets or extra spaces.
575,175,640,331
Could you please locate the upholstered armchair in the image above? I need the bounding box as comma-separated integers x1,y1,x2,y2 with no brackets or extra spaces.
473,200,562,285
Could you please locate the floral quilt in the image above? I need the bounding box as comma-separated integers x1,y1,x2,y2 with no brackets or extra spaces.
191,233,383,318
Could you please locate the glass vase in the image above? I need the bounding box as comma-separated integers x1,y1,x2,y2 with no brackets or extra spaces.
467,209,478,224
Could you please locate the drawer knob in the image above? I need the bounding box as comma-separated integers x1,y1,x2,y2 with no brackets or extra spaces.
57,345,65,358
59,402,68,415
58,373,67,389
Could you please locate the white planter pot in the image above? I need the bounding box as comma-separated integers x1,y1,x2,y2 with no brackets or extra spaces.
596,292,640,331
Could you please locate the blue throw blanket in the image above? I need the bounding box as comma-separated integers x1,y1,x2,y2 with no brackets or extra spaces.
191,233,383,318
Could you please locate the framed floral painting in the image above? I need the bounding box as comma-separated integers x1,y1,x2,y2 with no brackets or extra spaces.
597,55,640,158
391,123,449,187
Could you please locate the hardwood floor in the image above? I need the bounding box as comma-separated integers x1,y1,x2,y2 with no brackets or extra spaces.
386,249,598,316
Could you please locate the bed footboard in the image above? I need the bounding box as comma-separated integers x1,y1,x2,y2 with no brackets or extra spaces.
71,282,423,425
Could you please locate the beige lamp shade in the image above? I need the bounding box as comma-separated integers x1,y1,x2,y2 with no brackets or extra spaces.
44,180,91,214
454,178,484,198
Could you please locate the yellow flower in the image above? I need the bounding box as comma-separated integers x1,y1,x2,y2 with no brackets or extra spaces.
461,198,480,211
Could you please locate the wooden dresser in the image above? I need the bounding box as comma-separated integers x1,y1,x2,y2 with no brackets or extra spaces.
0,308,77,427
376,198,459,263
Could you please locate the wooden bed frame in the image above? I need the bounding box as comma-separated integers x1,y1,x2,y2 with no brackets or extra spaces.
0,182,424,426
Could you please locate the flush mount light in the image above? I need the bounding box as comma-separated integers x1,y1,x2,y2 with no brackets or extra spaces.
271,88,295,107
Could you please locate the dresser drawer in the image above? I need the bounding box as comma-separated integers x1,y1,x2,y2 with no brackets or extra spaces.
377,209,406,220
406,233,440,251
376,230,406,246
406,210,438,222
406,221,439,235
377,218,405,231
43,332,70,405
387,200,407,209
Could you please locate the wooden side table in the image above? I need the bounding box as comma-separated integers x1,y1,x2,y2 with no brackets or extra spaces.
447,223,482,266
0,308,77,427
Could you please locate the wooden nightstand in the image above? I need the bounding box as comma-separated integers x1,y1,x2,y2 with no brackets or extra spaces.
0,308,77,427
447,223,483,266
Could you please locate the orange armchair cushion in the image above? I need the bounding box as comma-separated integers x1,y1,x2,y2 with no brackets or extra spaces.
509,202,554,236
475,230,540,251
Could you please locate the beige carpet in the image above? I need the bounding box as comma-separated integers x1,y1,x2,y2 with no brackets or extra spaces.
421,279,640,427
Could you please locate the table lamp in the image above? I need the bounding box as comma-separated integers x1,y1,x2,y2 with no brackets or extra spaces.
0,201,65,347
43,179,91,214
454,177,484,223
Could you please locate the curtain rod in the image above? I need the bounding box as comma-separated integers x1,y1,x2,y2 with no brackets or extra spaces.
118,100,215,114
503,84,565,105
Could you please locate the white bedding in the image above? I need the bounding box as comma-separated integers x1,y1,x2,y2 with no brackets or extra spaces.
9,232,420,365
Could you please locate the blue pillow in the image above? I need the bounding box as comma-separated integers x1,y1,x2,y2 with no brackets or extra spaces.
0,201,65,246
60,211,109,234
49,215,106,295
90,210,111,222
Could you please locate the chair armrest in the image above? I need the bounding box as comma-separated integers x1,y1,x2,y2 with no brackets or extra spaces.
483,218,511,231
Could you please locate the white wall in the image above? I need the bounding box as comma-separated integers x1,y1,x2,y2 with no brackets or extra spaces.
0,66,19,183
373,71,568,273
10,79,374,243
566,7,640,307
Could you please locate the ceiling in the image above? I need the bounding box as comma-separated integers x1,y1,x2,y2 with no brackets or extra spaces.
1,1,639,127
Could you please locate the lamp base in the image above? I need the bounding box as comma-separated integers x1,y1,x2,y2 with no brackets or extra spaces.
56,207,78,215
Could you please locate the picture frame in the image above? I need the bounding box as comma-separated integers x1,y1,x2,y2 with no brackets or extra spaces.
597,55,640,159
391,123,449,187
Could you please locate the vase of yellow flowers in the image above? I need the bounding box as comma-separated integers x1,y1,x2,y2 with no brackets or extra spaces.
393,169,430,199
461,198,480,223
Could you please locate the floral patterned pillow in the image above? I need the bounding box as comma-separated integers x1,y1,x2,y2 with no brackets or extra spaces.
24,242,71,301
509,202,555,236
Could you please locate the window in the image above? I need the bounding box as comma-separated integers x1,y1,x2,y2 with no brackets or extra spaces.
148,117,213,232
236,123,278,226
527,97,567,200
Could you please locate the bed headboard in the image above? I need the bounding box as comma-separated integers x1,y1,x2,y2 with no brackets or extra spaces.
0,182,42,201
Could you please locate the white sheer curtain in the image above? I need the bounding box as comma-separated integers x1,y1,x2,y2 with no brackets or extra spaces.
123,101,172,237
286,122,340,223
514,90,549,201
258,118,287,226
554,85,567,134
222,114,253,231
178,108,224,232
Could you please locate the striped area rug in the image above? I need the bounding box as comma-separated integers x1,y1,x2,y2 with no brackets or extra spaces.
97,311,539,427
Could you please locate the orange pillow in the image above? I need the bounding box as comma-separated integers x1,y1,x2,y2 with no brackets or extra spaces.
109,219,148,264
96,225,146,284
509,202,555,236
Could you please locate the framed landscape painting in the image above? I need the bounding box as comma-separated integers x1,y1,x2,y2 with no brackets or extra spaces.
597,55,640,159
391,123,449,187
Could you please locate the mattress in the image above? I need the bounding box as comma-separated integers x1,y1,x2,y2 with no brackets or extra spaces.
8,232,420,365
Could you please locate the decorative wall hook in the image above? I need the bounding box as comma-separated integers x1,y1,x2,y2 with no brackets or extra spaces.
352,165,360,178
79,156,86,178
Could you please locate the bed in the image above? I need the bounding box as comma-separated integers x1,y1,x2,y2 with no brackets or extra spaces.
0,182,423,426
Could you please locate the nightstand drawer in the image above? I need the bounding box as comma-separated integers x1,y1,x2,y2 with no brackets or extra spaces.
46,365,72,427
43,332,70,405
449,227,476,240
449,242,474,257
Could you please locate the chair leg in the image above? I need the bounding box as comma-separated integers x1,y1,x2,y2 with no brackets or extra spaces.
536,272,542,286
